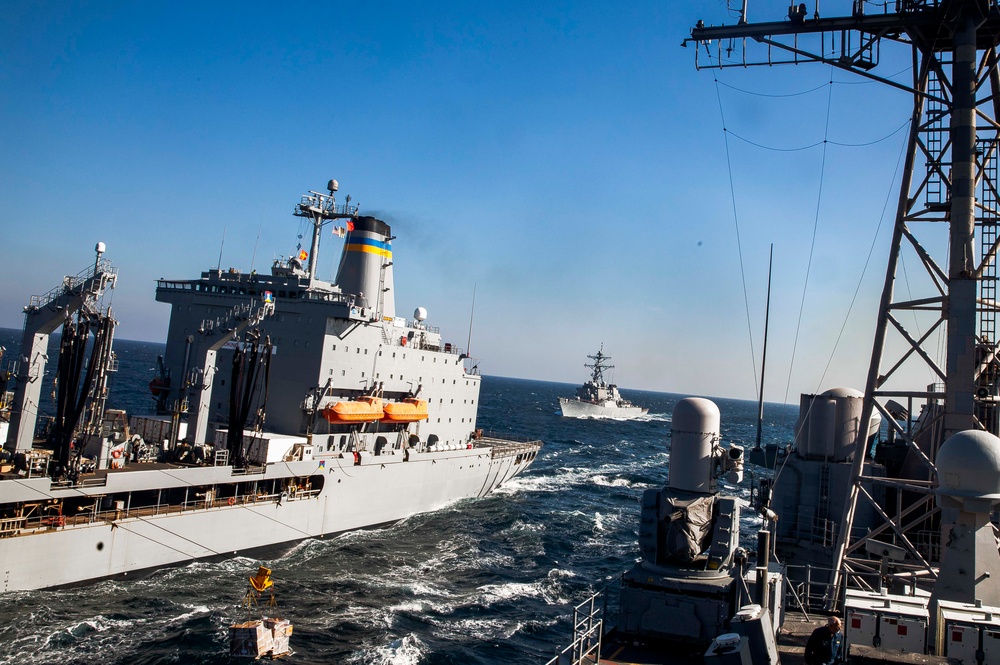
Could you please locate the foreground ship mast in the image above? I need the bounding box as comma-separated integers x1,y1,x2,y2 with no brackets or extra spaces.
687,0,1000,639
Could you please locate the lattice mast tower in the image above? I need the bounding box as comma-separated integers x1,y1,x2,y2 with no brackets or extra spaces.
687,0,1000,598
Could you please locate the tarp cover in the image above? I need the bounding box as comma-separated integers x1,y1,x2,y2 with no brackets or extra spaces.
656,491,716,563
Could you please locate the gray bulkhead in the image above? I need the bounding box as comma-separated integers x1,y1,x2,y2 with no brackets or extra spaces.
154,214,480,448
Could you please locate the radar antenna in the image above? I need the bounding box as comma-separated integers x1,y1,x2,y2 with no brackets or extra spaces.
584,344,615,385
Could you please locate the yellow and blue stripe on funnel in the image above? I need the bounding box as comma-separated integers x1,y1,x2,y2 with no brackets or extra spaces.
344,235,392,259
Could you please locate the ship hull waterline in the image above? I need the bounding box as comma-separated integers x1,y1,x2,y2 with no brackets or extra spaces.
558,397,648,419
0,445,531,593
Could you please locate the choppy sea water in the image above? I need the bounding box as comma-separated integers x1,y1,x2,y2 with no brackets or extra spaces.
0,329,798,665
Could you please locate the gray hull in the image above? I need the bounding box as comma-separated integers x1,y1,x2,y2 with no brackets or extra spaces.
558,397,647,419
0,441,535,593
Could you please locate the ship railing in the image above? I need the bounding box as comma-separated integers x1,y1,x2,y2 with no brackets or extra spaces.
29,258,117,311
228,463,267,476
475,436,543,458
475,431,540,445
783,514,838,548
780,563,934,614
408,324,441,336
912,528,942,563
50,475,109,490
11,488,324,535
0,516,27,538
409,340,462,356
157,276,360,306
781,563,840,612
545,593,604,665
488,441,543,460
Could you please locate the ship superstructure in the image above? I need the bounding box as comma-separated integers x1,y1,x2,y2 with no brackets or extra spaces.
558,346,647,419
0,180,540,593
552,0,1000,662
683,4,1000,658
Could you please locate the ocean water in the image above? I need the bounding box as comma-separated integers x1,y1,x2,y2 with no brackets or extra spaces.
0,329,798,665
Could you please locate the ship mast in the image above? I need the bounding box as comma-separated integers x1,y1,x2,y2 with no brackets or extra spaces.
293,179,360,289
585,345,615,385
687,0,1000,603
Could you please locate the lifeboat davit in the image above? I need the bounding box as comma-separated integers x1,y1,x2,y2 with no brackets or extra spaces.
322,396,384,423
382,398,429,423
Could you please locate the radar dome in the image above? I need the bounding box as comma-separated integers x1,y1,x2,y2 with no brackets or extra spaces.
95,242,106,254
327,179,339,192
668,397,721,493
937,430,1000,500
414,307,427,322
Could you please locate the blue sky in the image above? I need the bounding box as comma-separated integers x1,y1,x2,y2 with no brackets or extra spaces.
1,1,925,403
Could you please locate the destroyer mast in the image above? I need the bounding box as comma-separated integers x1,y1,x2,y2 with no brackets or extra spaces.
686,0,1000,630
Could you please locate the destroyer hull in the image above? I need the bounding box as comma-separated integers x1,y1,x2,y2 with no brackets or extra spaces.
0,442,536,593
558,397,647,419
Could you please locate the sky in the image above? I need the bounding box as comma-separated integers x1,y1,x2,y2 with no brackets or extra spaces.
0,1,930,403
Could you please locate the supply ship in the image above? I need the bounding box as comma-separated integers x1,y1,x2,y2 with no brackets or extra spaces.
558,346,647,419
551,1,1000,662
0,180,540,594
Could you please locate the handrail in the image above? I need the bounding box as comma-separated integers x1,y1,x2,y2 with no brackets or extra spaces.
545,591,607,665
29,258,117,310
4,487,323,538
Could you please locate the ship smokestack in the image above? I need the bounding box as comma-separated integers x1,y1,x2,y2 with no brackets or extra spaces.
335,216,395,319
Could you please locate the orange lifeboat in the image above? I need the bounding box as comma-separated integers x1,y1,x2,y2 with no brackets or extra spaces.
381,398,429,423
322,396,384,423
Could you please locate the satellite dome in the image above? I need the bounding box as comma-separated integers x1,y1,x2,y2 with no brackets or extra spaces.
937,430,1000,499
414,307,427,322
673,397,720,430
821,387,863,399
668,397,721,494
327,179,339,192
